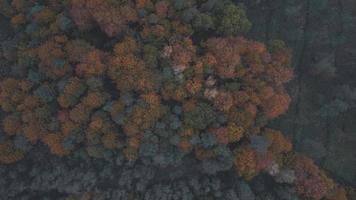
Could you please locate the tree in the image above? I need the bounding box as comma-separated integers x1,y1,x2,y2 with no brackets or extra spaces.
70,0,138,37
264,128,292,154
0,142,24,164
294,156,335,200
216,3,251,36
233,146,258,180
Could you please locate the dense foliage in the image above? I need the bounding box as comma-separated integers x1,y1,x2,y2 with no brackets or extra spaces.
0,0,353,199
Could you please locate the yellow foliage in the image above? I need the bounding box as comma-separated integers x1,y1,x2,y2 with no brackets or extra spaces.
233,146,258,180
3,114,21,136
81,192,92,200
114,37,138,55
326,187,348,200
60,120,79,136
0,143,24,164
110,100,125,118
1,78,19,94
179,138,192,153
161,83,187,102
182,99,196,112
21,110,36,123
11,0,26,11
127,136,141,149
17,95,41,111
195,148,216,160
33,7,56,24
265,128,292,154
101,132,119,150
76,50,107,77
141,92,160,106
86,145,103,158
123,146,138,161
123,102,164,138
57,95,73,108
0,78,31,112
69,104,90,123
227,123,244,143
42,134,70,156
171,20,193,36
109,53,155,92
136,0,149,9
186,78,202,95
85,128,101,145
180,128,194,137
89,117,103,131
36,36,71,78
11,14,26,27
63,77,84,96
65,40,93,63
82,92,106,109
123,123,140,137
23,124,42,144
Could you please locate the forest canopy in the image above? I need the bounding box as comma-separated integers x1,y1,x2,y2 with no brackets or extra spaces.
0,0,353,199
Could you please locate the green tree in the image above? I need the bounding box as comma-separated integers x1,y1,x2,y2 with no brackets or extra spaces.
217,3,251,36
